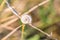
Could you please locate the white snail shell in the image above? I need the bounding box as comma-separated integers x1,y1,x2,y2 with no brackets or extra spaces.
21,14,32,24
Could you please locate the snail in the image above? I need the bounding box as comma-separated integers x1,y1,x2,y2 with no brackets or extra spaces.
20,14,32,24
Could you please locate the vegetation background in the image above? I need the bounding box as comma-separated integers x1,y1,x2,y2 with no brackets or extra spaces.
0,0,60,40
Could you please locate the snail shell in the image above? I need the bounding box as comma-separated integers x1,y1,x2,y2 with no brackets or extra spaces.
21,14,32,24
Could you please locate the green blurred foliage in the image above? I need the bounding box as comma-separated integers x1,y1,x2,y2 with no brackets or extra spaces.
27,34,40,40
39,0,54,23
0,0,3,4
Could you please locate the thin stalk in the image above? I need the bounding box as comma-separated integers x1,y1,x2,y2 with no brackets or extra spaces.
1,25,22,40
21,24,25,40
5,1,21,18
29,24,57,40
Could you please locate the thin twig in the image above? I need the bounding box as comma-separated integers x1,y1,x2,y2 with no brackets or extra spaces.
1,18,18,26
29,24,50,37
0,25,14,30
29,24,57,40
5,1,21,18
1,15,16,23
1,25,22,40
24,0,50,14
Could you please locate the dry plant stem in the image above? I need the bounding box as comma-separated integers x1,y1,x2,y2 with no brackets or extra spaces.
29,24,57,40
29,24,50,37
1,18,18,26
0,25,14,30
1,25,22,40
5,1,21,18
1,7,21,23
0,17,19,30
24,0,50,15
1,15,16,23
